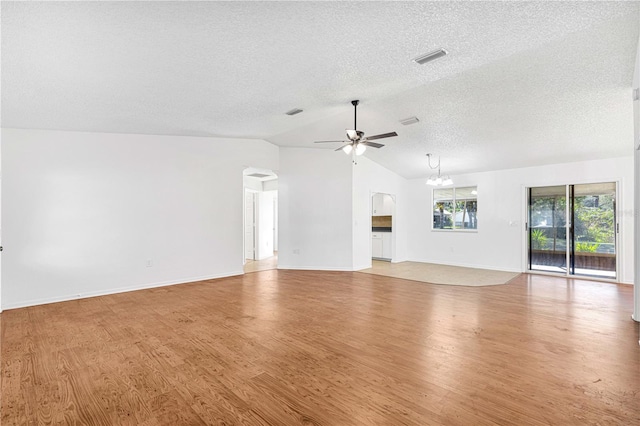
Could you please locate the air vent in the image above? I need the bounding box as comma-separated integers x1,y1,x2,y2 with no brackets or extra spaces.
285,108,303,116
247,173,271,178
399,116,419,125
413,48,447,65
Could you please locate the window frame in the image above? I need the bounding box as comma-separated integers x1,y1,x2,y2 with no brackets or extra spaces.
432,186,478,232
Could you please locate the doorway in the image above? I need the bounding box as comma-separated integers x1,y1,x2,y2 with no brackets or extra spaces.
243,168,278,273
527,182,617,279
371,192,395,262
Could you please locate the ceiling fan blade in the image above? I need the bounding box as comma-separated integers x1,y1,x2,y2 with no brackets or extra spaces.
362,141,385,149
314,140,347,143
365,131,398,141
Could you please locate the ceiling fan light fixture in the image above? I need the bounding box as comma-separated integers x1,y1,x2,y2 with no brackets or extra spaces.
314,100,396,159
413,48,448,65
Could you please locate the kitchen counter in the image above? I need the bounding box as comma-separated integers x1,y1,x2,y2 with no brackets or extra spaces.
372,227,392,232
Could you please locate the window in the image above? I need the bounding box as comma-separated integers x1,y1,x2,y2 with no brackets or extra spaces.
433,186,477,230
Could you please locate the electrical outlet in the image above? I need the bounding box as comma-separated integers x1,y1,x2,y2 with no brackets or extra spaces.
146,259,153,267
293,249,300,254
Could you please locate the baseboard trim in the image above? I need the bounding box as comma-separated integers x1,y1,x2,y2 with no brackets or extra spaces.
2,270,244,311
353,263,372,272
277,265,355,272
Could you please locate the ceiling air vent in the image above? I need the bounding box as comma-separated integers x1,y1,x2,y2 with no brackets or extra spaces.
399,116,419,125
412,48,447,65
285,108,303,116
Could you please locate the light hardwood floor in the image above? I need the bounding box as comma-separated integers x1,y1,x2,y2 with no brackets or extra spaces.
1,271,638,425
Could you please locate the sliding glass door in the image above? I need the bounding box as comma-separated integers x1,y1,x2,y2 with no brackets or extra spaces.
528,182,617,279
529,186,567,274
570,183,617,278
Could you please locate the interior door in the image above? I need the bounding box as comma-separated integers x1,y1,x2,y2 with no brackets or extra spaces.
244,191,256,260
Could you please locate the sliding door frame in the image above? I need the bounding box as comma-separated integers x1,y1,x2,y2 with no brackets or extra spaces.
523,180,620,282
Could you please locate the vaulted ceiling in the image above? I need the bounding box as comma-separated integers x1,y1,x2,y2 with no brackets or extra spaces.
2,1,638,178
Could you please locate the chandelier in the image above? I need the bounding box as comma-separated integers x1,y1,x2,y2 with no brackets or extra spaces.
425,154,453,186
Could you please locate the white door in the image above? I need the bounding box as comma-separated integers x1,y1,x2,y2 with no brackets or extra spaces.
273,196,278,252
244,191,256,260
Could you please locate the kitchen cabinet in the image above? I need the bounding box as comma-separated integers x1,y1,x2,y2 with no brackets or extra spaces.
372,233,383,258
372,232,392,260
372,193,394,216
382,232,392,259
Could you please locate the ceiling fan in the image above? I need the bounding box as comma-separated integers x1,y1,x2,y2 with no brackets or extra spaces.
314,100,398,157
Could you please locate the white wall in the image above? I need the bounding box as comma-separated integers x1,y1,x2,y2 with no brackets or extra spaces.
2,129,278,309
633,12,640,320
243,176,262,192
263,180,278,192
278,148,353,270
0,136,2,313
406,157,635,282
352,156,409,270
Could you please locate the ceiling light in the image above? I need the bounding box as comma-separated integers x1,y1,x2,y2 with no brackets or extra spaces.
342,144,353,154
425,153,453,186
355,143,367,156
413,48,448,65
399,116,420,126
285,108,303,116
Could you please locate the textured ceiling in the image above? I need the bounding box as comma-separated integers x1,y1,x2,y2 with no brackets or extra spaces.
2,1,639,178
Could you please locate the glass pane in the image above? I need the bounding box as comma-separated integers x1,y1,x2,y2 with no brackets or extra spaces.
433,200,454,229
455,186,477,199
572,183,616,279
455,187,477,229
529,186,567,273
433,188,454,201
454,199,478,229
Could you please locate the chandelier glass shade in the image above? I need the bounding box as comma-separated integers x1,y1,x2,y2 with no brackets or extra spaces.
342,143,366,156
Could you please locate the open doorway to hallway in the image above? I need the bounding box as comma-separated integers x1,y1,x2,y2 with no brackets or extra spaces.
243,168,278,273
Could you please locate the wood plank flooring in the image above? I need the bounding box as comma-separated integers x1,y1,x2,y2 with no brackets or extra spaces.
1,271,639,425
